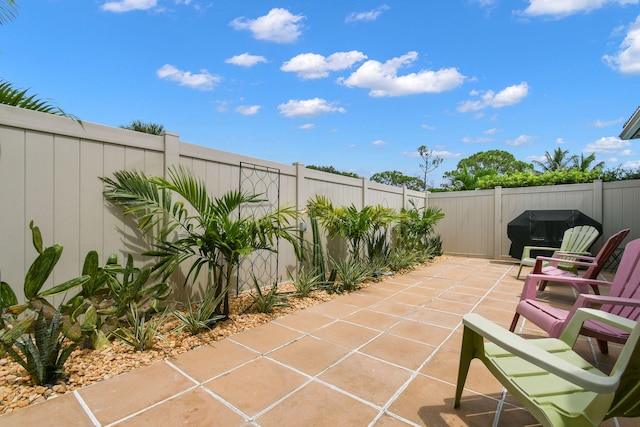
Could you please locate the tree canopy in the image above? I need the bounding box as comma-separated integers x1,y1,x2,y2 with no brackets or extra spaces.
306,165,359,178
370,170,425,191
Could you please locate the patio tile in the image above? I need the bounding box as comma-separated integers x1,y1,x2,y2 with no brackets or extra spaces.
438,290,484,305
272,311,335,333
359,333,435,370
375,281,412,292
386,291,434,307
448,284,489,297
115,387,246,426
331,292,379,308
387,375,503,426
268,336,350,376
0,392,93,426
423,298,474,315
77,362,194,426
415,278,454,290
319,353,412,406
345,309,402,331
369,299,419,317
409,308,462,329
357,286,397,298
256,381,379,427
388,319,455,347
203,357,307,418
472,305,518,328
229,322,303,355
421,349,504,396
305,299,362,318
311,320,380,349
169,340,258,383
397,286,442,298
372,413,415,426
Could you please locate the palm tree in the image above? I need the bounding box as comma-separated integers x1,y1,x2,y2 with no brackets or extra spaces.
573,153,605,172
0,80,76,118
0,0,17,25
120,120,165,135
101,166,301,316
532,148,577,173
308,195,397,261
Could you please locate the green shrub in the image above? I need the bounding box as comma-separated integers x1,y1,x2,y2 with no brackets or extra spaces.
0,306,77,386
111,304,166,351
250,278,289,313
331,257,374,292
172,285,227,335
288,267,322,298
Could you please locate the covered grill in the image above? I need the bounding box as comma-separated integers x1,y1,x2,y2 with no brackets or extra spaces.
507,210,602,259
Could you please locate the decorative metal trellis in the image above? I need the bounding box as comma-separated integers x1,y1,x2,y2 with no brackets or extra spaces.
237,162,281,294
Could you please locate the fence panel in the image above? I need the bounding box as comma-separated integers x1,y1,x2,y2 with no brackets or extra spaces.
2,105,640,302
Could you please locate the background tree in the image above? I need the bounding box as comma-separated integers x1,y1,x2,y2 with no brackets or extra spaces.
120,120,165,135
417,145,443,191
370,170,425,191
532,147,576,173
573,153,605,172
0,0,17,25
306,165,359,178
442,150,533,190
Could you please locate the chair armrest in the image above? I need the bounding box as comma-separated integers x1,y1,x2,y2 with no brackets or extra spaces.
521,272,611,299
463,313,618,393
559,307,637,344
534,256,596,270
552,251,592,258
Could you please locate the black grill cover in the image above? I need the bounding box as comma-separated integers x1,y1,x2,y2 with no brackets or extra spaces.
507,210,602,259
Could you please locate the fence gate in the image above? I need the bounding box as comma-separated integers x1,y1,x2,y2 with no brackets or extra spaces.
237,162,281,294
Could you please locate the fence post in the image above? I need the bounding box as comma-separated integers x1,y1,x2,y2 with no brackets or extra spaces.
494,186,502,260
163,131,180,177
593,179,603,225
361,177,368,209
293,162,306,211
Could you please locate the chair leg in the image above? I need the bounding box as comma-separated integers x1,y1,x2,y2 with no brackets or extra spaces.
454,326,476,408
517,265,523,279
596,339,609,355
538,280,548,291
509,313,520,332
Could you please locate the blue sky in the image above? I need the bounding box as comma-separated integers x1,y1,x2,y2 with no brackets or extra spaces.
2,1,640,186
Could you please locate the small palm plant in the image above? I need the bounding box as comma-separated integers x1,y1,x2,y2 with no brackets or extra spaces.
101,165,301,317
172,284,228,335
250,277,289,313
287,267,322,298
331,257,374,292
111,304,167,352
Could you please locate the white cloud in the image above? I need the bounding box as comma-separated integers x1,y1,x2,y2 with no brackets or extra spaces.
345,5,390,23
236,105,261,115
556,137,567,144
591,117,624,127
462,137,493,143
372,139,388,146
101,0,156,12
230,8,304,43
583,136,631,153
603,15,640,74
278,98,346,118
520,0,639,18
621,149,636,155
422,124,436,130
623,159,640,168
402,150,461,159
339,52,465,97
458,82,529,112
281,51,367,80
505,134,535,146
225,53,267,67
484,128,501,135
156,64,220,90
298,124,316,130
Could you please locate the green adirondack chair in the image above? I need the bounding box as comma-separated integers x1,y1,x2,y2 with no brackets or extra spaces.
517,225,600,279
454,309,640,426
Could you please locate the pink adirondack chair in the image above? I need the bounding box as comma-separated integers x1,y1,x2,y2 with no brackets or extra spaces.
510,237,640,354
533,228,630,294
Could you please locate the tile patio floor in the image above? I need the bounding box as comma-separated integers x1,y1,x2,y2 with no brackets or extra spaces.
0,257,632,426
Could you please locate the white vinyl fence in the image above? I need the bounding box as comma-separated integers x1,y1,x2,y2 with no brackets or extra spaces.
1,104,639,301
